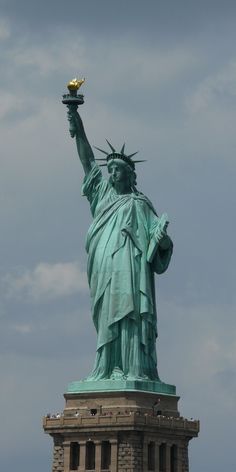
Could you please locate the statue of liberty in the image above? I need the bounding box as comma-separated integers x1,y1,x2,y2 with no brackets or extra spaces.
64,80,173,383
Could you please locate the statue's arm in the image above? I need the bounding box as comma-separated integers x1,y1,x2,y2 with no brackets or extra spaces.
67,105,95,175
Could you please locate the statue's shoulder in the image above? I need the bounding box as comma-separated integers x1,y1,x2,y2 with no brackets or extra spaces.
134,191,157,215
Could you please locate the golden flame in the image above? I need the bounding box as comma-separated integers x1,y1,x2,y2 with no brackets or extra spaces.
67,78,85,91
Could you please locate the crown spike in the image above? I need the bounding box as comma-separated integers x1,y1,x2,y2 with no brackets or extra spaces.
106,139,116,152
120,143,126,154
127,151,139,158
94,146,109,155
94,141,145,170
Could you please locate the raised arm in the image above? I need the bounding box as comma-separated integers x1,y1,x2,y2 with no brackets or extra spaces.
67,104,95,175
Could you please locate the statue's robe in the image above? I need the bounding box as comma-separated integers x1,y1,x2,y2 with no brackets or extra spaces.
82,164,173,380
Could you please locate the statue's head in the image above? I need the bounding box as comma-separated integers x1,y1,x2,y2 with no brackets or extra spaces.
107,159,137,192
95,140,145,193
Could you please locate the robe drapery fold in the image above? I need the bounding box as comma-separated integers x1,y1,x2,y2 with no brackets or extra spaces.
82,164,173,380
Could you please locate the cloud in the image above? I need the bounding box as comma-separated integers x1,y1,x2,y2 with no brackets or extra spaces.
11,37,87,78
2,0,236,43
186,60,236,113
89,42,197,94
1,30,197,99
158,299,236,392
11,323,32,334
0,19,10,40
0,91,25,120
2,261,87,302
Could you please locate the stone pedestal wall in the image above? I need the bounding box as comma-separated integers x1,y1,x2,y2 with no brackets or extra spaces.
52,436,64,472
118,433,143,472
43,390,199,472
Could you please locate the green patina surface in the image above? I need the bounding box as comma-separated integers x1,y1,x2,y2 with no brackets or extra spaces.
64,86,175,393
67,379,176,395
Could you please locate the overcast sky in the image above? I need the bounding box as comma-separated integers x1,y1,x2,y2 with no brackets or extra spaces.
0,1,236,471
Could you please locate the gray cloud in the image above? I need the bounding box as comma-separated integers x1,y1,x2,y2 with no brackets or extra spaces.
2,0,236,41
2,261,87,302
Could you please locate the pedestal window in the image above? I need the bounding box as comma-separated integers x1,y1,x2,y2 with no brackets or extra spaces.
159,443,166,472
70,442,80,470
85,441,95,470
101,441,111,470
170,445,178,472
148,441,155,471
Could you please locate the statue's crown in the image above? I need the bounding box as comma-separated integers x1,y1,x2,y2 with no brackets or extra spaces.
94,140,145,169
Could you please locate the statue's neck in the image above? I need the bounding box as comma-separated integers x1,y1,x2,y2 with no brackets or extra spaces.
114,182,132,194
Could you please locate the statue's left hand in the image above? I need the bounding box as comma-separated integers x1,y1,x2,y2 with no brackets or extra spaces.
159,233,171,250
158,223,171,250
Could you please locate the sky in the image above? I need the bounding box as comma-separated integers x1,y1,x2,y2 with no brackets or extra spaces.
0,0,236,471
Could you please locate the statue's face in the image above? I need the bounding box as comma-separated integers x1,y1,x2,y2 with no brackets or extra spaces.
108,160,132,194
108,162,128,184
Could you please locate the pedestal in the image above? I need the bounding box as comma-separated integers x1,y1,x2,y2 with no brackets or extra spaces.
43,389,199,472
